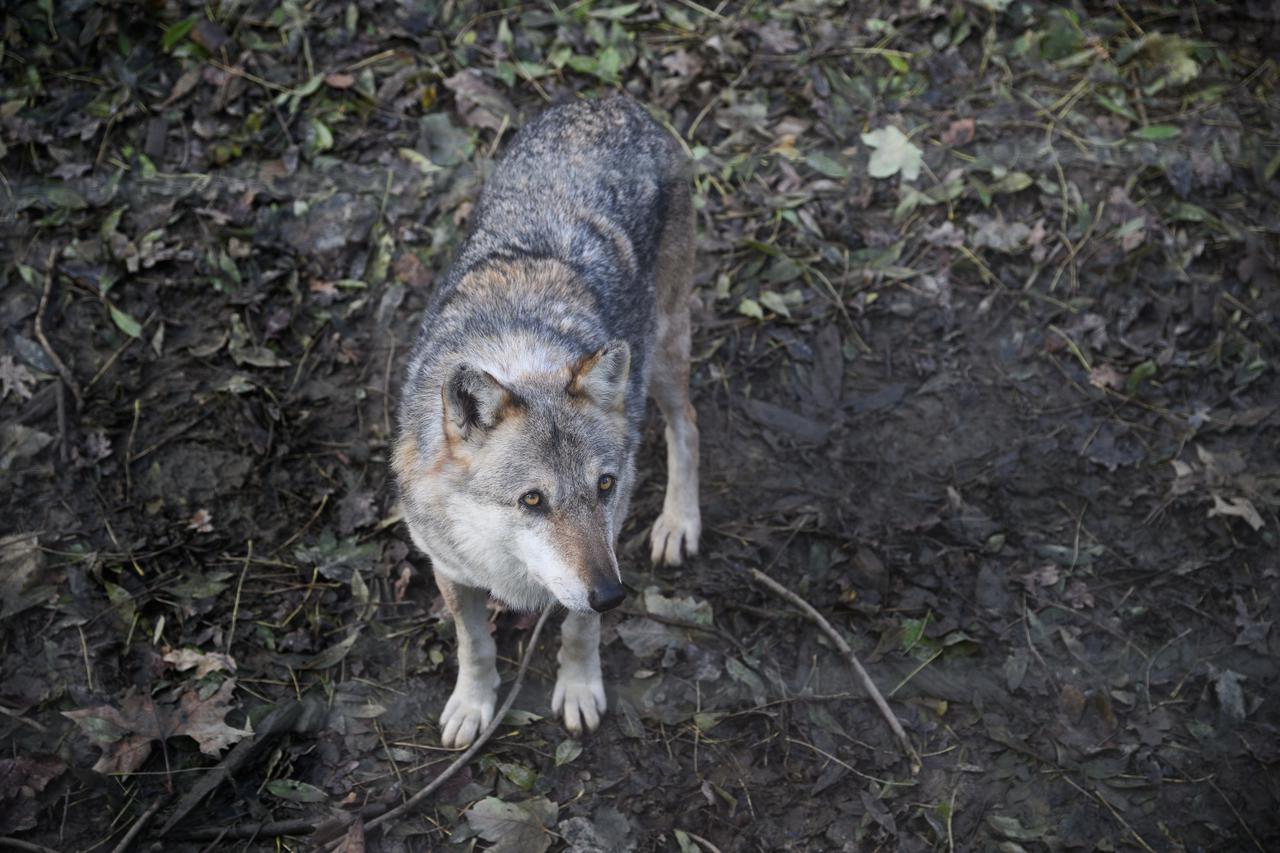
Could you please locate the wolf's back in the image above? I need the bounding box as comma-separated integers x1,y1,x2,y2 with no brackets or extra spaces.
445,96,684,303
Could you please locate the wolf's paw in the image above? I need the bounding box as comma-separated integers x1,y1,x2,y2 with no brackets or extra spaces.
552,666,607,736
650,507,701,566
440,678,498,748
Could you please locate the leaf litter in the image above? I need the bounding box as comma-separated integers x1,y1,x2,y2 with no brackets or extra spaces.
2,0,1278,850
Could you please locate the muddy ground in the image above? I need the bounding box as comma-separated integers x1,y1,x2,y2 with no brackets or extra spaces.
2,1,1279,851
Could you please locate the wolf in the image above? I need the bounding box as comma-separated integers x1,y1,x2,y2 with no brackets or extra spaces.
394,95,701,748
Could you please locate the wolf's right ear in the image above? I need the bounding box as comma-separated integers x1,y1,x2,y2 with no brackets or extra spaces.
442,364,517,442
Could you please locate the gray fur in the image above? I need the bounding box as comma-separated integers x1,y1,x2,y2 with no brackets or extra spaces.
393,95,699,747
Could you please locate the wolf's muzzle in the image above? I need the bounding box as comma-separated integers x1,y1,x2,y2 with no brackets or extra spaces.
588,578,625,612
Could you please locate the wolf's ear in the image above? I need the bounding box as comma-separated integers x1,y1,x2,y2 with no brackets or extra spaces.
443,364,517,442
568,340,631,412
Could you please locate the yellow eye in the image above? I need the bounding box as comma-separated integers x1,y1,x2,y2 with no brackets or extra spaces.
598,475,615,492
520,491,543,508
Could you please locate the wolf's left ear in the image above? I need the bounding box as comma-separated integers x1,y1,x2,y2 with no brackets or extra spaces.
569,340,630,412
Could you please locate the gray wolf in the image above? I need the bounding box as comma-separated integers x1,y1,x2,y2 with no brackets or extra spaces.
394,96,700,747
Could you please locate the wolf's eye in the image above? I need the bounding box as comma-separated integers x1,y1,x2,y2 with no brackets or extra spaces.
520,491,544,508
598,475,615,493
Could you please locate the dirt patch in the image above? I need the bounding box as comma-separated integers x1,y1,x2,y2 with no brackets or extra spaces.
2,1,1278,851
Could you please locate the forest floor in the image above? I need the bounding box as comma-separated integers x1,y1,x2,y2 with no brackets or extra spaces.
2,1,1279,851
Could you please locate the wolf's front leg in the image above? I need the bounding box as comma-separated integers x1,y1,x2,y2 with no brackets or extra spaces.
436,573,500,748
552,610,607,735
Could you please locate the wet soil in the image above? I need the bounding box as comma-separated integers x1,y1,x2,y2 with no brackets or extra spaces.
2,2,1278,851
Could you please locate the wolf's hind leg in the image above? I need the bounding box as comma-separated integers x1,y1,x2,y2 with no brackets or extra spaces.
648,177,701,566
553,610,606,735
436,573,500,748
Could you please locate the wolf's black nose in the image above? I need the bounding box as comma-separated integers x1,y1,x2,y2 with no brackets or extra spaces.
589,579,625,612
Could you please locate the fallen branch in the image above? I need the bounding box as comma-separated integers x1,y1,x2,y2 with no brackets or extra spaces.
747,567,922,775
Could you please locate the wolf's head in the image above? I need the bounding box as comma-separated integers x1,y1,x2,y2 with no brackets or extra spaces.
399,341,633,614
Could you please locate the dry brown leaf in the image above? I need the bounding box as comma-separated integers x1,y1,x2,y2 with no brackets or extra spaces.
334,817,366,853
1088,364,1124,391
941,118,975,146
0,355,38,402
0,755,66,832
163,647,237,678
1209,494,1264,531
178,680,253,755
63,681,251,774
443,70,514,132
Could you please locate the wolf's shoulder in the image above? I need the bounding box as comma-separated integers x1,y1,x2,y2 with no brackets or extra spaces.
499,94,682,175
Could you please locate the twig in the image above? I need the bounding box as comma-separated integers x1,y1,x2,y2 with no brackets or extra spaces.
274,494,328,554
747,567,922,775
180,611,556,846
679,829,725,853
34,249,81,407
0,703,49,733
1057,773,1156,853
1207,777,1266,853
354,607,554,842
225,541,253,653
172,816,348,842
109,796,167,853
785,737,915,787
0,838,60,853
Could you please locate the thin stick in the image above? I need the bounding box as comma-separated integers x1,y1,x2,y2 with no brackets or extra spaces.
748,567,922,774
34,249,82,407
0,703,49,733
354,607,553,842
225,541,253,653
0,838,61,853
680,829,725,853
1057,773,1156,853
1208,777,1266,853
181,609,552,846
109,797,167,853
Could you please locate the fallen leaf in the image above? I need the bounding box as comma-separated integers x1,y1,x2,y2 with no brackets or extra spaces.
616,617,682,657
860,126,923,181
0,533,44,619
0,755,66,832
643,586,713,626
968,214,1032,253
444,70,515,132
0,355,39,401
1088,364,1124,391
266,778,329,803
660,49,702,78
1208,494,1264,531
333,817,366,853
187,508,214,533
554,739,583,767
466,796,557,853
63,680,251,774
163,648,237,678
1212,668,1247,724
941,118,975,146
190,20,231,52
924,221,964,248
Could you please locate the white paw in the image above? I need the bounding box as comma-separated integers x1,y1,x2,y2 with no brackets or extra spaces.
650,506,701,566
440,676,498,748
552,667,607,736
